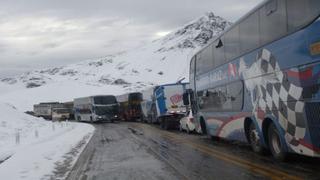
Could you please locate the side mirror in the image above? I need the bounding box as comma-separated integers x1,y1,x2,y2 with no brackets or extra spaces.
183,92,190,106
216,39,223,48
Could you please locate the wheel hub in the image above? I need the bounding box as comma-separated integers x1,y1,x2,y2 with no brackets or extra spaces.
250,129,260,147
272,132,281,154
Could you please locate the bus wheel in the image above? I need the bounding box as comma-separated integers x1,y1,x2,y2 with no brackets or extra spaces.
268,123,287,161
160,118,164,129
164,121,169,130
162,118,168,130
186,125,191,134
249,123,264,154
200,118,207,135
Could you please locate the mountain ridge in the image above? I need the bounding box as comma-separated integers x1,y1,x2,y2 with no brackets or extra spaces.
0,12,231,110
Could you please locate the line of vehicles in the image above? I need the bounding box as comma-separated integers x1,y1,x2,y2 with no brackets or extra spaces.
33,0,320,161
32,82,193,132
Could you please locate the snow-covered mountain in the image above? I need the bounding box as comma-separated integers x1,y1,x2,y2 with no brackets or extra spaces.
0,12,231,111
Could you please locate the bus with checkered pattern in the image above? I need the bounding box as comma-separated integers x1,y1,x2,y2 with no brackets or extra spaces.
185,0,320,160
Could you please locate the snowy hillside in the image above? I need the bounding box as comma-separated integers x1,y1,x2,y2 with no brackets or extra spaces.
0,103,94,179
0,12,231,111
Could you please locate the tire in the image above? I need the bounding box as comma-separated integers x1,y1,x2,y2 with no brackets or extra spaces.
268,124,287,161
160,119,164,129
186,125,191,134
200,118,207,135
248,123,265,154
164,120,169,130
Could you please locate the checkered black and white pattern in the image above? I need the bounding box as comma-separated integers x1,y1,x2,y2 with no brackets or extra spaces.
253,49,306,146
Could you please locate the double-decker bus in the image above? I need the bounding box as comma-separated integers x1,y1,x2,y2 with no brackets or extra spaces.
74,95,119,123
187,0,320,160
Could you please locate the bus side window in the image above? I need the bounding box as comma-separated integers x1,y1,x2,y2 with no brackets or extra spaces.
200,44,214,75
195,54,202,76
240,11,260,53
213,38,226,67
260,0,287,45
224,25,240,61
197,91,204,109
227,81,244,111
265,0,277,16
287,0,320,32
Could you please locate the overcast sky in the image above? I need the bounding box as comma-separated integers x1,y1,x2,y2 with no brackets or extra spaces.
0,0,262,77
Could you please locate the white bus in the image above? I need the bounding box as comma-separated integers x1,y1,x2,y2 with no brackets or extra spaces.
74,95,119,123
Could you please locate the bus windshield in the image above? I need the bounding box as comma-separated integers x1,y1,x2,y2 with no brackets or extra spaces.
94,96,117,105
94,106,111,116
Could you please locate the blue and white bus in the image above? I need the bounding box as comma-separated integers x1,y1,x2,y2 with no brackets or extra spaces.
187,0,320,160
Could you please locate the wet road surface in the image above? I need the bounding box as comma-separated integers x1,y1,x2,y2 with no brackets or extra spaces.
67,122,320,180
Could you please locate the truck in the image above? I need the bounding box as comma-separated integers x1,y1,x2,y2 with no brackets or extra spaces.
153,82,189,130
74,95,119,123
52,108,70,121
33,102,64,120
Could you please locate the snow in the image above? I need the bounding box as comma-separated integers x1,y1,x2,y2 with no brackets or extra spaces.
0,81,126,111
0,103,94,180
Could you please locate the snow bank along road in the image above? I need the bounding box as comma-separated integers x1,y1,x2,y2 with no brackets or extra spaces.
0,121,94,180
68,122,320,180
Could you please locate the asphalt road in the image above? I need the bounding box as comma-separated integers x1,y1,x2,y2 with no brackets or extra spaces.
67,122,320,180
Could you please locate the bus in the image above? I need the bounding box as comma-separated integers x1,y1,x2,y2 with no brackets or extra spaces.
74,95,119,123
117,92,143,121
186,0,320,160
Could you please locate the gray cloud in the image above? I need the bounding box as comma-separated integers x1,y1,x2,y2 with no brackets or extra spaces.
43,42,61,49
0,43,7,53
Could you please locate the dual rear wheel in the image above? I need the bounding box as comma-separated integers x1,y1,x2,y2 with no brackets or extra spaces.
248,122,287,161
268,124,287,161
